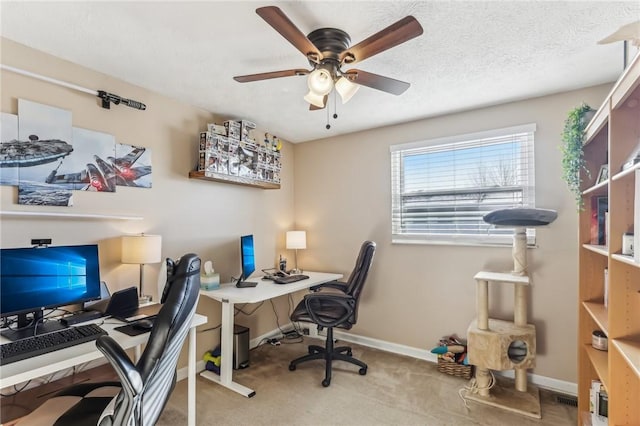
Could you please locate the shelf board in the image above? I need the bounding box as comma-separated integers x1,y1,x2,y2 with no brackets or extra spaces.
0,210,142,220
583,301,609,334
188,171,280,190
582,180,609,196
584,344,609,391
583,104,609,144
611,253,640,268
612,338,640,379
582,244,609,257
611,161,640,182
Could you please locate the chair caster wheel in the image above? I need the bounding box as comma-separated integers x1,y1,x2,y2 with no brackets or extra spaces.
322,379,331,387
359,367,367,375
289,364,296,371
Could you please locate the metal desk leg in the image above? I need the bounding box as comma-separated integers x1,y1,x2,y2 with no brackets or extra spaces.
188,325,196,426
199,299,256,397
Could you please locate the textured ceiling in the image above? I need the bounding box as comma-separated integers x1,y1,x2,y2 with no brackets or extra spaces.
1,1,639,143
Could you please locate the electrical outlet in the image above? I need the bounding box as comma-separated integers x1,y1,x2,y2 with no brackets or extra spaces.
302,328,310,335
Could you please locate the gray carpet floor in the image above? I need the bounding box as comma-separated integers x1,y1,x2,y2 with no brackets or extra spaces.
158,337,577,426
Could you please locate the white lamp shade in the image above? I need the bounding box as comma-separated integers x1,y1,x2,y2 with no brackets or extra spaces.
304,90,326,108
286,231,307,250
307,68,334,96
335,77,360,104
121,234,162,264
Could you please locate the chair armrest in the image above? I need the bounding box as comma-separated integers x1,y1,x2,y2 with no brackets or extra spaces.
310,280,348,293
303,292,355,328
96,335,143,396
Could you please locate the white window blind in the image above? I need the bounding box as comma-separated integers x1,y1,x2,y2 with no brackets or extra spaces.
390,124,536,246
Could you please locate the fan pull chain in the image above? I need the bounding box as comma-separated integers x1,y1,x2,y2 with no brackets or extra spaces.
326,92,339,130
326,101,330,129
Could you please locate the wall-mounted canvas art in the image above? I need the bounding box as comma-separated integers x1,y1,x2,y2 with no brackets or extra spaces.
115,143,152,188
17,99,74,206
0,113,19,185
44,127,117,192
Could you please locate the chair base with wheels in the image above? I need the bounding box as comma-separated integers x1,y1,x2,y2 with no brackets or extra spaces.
289,327,367,387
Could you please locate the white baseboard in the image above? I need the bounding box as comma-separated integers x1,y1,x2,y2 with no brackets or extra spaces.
332,329,577,396
176,327,576,397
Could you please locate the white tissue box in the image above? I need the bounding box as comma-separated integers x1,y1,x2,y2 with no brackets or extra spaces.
201,273,220,290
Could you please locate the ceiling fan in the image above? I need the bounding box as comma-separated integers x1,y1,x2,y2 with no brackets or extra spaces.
233,6,424,110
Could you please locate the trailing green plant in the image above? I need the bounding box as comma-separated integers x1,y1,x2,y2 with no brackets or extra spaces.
561,103,593,210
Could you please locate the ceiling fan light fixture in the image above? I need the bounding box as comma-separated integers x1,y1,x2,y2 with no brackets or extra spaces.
307,68,334,95
304,90,326,108
335,76,359,104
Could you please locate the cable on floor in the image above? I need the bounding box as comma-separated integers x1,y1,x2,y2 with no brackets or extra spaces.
458,369,496,409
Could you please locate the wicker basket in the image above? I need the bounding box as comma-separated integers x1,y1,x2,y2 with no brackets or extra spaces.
437,357,473,379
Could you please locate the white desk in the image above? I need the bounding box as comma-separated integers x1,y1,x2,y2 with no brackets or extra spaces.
0,313,207,426
199,271,342,397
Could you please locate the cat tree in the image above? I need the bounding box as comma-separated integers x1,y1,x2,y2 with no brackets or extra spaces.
465,208,557,419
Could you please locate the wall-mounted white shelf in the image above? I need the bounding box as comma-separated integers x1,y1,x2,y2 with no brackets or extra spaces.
0,210,143,220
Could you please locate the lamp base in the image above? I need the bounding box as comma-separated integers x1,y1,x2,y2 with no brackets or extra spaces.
138,295,152,305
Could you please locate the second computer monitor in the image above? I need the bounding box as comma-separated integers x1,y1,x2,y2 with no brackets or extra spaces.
237,234,257,288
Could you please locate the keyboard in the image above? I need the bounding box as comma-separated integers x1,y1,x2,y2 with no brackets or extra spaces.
273,274,310,284
0,323,107,365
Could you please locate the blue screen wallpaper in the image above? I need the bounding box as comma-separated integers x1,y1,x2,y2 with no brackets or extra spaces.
0,244,101,316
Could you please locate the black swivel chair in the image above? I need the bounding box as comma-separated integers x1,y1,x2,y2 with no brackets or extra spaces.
289,241,376,387
15,253,201,426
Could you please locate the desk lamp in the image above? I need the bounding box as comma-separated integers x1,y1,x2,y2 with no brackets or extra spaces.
121,233,162,304
286,231,306,274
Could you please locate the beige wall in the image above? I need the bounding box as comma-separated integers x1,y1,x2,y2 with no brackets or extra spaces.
0,38,297,362
293,84,611,383
1,37,613,384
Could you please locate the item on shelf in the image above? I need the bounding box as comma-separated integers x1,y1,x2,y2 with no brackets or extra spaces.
621,143,640,171
194,123,281,186
207,123,226,136
591,330,608,351
560,103,593,210
224,120,241,140
240,120,256,142
590,380,608,426
590,196,608,245
622,233,634,256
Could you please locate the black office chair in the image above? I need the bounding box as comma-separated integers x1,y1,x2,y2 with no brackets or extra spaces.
289,241,376,387
15,253,201,426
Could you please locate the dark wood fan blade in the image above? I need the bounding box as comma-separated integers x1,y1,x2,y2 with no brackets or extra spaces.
234,69,309,83
309,95,328,110
340,16,423,65
256,6,323,62
344,69,410,95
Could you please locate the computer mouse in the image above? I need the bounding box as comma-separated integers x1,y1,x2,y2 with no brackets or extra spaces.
133,319,153,331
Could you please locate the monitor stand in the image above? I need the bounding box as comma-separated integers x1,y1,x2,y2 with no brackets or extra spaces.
235,280,258,288
1,311,67,341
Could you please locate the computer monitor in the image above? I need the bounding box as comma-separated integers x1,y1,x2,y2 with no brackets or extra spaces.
236,234,257,288
0,244,102,340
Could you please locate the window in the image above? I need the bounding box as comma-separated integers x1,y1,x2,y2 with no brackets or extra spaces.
390,124,536,246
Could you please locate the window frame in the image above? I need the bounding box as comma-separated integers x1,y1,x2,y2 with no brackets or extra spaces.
390,123,537,247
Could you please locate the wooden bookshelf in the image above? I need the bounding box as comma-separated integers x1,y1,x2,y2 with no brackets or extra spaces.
577,53,640,425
